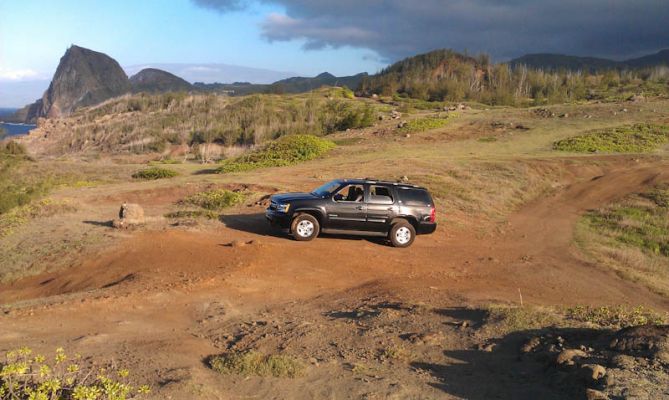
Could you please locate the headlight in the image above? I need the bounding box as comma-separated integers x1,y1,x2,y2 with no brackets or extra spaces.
277,203,290,213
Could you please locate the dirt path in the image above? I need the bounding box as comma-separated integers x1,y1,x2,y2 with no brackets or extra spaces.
1,157,668,399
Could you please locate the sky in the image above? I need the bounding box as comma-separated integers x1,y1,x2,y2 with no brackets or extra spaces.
1,0,668,106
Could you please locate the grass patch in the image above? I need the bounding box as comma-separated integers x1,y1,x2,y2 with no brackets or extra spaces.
478,136,498,143
566,305,667,328
149,158,182,165
164,210,219,220
209,351,304,378
0,199,75,238
398,116,451,133
576,186,669,296
553,124,669,153
217,134,335,173
583,187,669,256
182,189,246,210
484,304,667,336
131,166,179,180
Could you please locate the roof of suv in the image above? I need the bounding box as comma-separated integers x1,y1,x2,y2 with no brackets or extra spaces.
339,178,428,191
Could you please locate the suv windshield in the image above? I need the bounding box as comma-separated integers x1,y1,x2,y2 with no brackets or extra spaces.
311,180,342,197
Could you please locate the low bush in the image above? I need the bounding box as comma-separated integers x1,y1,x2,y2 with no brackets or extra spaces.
131,166,178,180
209,351,303,378
217,134,335,173
182,189,246,210
0,347,150,400
553,124,669,153
398,117,451,133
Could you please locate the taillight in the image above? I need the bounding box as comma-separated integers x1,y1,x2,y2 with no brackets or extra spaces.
429,207,436,223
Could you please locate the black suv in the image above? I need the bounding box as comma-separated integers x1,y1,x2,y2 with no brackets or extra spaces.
266,178,436,247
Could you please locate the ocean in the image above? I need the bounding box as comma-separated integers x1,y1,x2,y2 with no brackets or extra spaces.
1,122,36,136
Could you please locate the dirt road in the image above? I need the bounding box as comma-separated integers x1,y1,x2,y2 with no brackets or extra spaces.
1,157,668,399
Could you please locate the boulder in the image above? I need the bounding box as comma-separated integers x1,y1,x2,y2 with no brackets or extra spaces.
609,324,669,361
113,203,145,228
556,349,587,366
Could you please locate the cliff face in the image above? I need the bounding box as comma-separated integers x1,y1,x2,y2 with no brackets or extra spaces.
129,68,192,93
24,45,130,122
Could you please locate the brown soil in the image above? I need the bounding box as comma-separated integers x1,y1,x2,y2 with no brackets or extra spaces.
1,157,668,399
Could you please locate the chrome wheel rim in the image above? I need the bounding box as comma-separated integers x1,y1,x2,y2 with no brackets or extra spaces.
395,226,411,244
296,220,315,237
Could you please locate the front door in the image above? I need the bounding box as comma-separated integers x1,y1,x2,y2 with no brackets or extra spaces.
326,184,367,230
364,185,397,232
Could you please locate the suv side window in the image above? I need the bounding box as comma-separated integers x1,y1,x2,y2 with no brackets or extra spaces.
333,184,364,202
368,185,394,204
397,188,432,206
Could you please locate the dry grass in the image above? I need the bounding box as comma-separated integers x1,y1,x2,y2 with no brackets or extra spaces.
209,351,304,378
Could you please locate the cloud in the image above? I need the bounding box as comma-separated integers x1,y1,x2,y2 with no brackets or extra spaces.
193,0,669,62
0,68,40,81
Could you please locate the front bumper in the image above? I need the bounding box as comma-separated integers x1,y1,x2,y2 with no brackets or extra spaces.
265,208,291,229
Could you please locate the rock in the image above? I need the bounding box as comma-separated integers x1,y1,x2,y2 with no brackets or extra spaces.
371,94,379,100
521,336,542,353
397,121,407,128
404,133,411,138
400,176,409,182
581,363,606,381
586,388,609,400
628,94,645,102
113,202,145,228
609,325,669,361
230,240,246,248
610,354,636,369
556,349,587,366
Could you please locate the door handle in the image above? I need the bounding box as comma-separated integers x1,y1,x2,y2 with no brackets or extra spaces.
356,206,364,210
387,207,394,211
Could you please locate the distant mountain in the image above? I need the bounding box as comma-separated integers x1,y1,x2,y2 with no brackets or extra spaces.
509,49,669,71
124,63,296,85
625,49,669,68
130,68,192,93
271,72,368,93
193,72,367,96
17,45,130,122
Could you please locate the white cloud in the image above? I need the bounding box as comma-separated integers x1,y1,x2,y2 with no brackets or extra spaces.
0,68,40,81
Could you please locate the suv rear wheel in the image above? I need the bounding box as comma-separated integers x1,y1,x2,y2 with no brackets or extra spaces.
389,220,416,248
291,214,320,241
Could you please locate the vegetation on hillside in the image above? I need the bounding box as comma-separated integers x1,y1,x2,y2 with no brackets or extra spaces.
51,88,375,155
217,134,335,173
182,189,246,210
554,124,669,153
360,49,669,106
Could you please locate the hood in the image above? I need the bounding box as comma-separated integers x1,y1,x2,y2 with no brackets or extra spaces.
271,192,319,203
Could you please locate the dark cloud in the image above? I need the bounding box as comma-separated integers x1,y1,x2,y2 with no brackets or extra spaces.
193,0,669,62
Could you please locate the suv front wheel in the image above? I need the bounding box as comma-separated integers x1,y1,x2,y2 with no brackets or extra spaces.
291,214,320,241
389,220,416,248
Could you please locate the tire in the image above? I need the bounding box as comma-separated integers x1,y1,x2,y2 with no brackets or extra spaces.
389,220,416,248
291,214,320,241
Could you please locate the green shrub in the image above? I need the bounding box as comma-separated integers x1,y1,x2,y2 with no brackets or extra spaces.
553,124,669,153
399,117,451,133
0,346,150,400
182,189,246,210
131,166,178,180
217,134,335,173
209,351,303,378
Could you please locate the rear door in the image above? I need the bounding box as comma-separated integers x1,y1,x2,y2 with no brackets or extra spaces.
364,184,398,232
